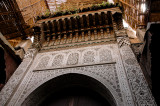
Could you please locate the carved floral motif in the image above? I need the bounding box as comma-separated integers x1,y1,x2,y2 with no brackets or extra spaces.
83,51,95,63
99,49,112,62
52,55,64,67
67,53,79,65
36,56,50,69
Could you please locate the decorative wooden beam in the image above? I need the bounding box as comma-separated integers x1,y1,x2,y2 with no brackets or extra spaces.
0,19,15,23
4,32,23,40
0,11,21,15
119,0,141,12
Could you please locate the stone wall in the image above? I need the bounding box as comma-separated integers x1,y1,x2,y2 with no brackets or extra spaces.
0,43,156,106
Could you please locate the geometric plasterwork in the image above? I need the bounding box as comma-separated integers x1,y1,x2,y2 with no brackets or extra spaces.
34,45,116,71
21,64,122,106
119,45,156,106
99,49,113,63
0,44,156,106
116,29,130,48
0,48,38,106
117,36,130,47
52,54,64,67
83,50,96,64
36,56,50,69
67,53,79,65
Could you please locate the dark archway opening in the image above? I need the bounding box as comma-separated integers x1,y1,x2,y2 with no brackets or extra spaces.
40,86,111,106
143,23,160,105
22,73,117,106
0,47,6,90
149,23,160,105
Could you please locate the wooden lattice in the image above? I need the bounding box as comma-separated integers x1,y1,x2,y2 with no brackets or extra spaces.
114,0,149,30
16,0,49,26
0,0,28,46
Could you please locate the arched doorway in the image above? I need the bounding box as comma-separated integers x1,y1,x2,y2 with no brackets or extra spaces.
22,74,117,106
40,86,111,106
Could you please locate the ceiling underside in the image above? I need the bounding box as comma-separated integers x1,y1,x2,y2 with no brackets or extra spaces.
0,0,160,47
45,0,160,30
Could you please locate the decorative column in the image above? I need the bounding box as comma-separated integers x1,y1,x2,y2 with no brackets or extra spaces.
49,36,55,46
100,29,104,39
69,33,73,43
63,34,67,44
81,32,85,41
32,26,41,49
107,28,110,36
74,32,78,43
88,30,91,41
58,34,61,45
40,22,46,44
0,48,38,106
94,30,98,40
116,32,156,105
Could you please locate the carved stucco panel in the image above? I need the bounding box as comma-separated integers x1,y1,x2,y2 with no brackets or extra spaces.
11,64,124,106
83,50,96,64
7,52,44,105
4,44,154,106
99,48,113,62
36,56,51,69
6,44,125,106
119,45,156,105
66,52,80,65
52,54,64,67
0,49,38,106
110,44,135,106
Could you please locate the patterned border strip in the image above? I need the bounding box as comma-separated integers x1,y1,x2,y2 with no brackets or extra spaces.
33,61,116,72
119,45,156,105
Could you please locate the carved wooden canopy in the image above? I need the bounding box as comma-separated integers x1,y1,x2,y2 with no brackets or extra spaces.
33,7,123,51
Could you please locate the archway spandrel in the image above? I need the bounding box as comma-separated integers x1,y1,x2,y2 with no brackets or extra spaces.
12,64,124,106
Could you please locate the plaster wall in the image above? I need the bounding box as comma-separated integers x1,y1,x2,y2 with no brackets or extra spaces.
0,43,156,106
